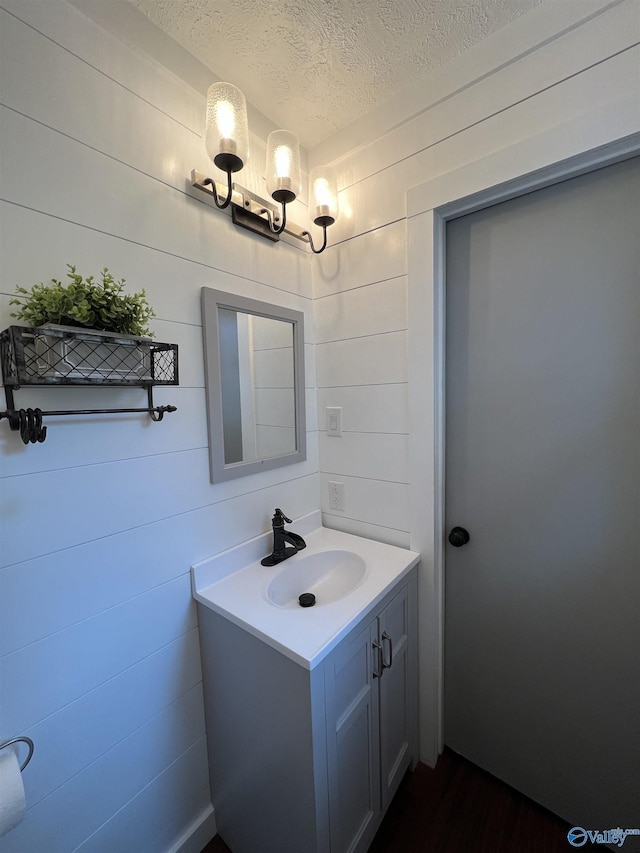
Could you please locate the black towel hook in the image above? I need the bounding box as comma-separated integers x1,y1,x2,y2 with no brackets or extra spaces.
16,408,46,444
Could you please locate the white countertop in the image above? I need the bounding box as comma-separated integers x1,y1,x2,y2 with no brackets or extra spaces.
191,511,420,669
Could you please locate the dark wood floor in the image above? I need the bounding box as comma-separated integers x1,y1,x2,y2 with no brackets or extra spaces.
200,747,572,853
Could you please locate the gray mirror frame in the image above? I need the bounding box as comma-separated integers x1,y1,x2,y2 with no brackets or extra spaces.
201,287,306,483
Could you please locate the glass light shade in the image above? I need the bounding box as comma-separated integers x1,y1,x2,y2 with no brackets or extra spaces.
205,82,249,173
266,130,301,204
309,165,338,227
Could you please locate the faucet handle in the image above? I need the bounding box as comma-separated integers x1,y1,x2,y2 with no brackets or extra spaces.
273,508,292,525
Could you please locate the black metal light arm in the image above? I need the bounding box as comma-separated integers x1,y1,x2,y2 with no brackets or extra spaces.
302,224,329,254
202,170,234,209
261,200,288,235
272,201,288,235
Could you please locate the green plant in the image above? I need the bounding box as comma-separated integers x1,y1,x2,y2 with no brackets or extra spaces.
10,265,156,337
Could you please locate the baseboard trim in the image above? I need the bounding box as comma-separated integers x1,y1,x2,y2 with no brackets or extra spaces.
168,804,217,853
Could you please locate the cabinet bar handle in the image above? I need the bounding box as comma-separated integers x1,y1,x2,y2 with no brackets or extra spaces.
381,632,393,669
372,640,383,678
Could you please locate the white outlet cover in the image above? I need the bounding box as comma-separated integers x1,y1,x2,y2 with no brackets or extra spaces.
328,480,345,511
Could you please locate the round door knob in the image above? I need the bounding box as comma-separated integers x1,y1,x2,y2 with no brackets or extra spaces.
448,526,470,547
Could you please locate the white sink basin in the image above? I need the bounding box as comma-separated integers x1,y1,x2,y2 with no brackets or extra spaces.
266,550,366,608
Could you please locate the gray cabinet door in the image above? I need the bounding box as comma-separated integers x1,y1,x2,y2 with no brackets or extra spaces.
378,583,413,811
325,619,381,853
444,156,640,828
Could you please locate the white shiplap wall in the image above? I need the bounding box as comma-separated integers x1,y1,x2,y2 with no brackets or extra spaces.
0,2,318,851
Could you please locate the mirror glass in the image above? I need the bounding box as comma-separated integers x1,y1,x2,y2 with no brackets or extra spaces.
202,288,306,482
218,308,296,464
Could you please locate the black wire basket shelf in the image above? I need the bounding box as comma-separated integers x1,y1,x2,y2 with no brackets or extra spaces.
0,325,179,444
1,325,178,386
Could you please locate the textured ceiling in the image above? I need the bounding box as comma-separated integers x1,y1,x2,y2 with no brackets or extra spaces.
127,0,542,148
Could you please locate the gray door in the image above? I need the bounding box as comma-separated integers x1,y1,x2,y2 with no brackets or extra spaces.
444,157,639,832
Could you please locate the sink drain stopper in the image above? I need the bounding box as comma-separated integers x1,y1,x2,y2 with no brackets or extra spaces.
298,593,316,607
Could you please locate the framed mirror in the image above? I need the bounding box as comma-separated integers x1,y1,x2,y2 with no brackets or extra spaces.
201,287,306,482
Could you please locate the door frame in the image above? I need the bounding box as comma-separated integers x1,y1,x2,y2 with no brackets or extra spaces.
406,105,640,767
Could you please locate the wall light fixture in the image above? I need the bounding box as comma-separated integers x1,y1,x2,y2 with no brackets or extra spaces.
202,82,249,209
191,82,338,253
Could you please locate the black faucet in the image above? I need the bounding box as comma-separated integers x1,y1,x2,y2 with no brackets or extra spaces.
261,508,307,566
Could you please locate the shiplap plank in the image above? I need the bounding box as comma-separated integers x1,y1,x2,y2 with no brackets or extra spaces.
153,318,204,388
319,431,410,485
304,341,317,384
253,347,294,388
316,332,408,388
255,424,297,459
305,388,318,437
255,388,296,428
315,276,407,342
322,512,411,549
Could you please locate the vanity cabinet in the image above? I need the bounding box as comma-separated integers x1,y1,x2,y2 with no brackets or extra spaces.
197,566,418,853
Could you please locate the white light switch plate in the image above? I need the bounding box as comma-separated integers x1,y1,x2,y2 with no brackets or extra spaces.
326,406,342,436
